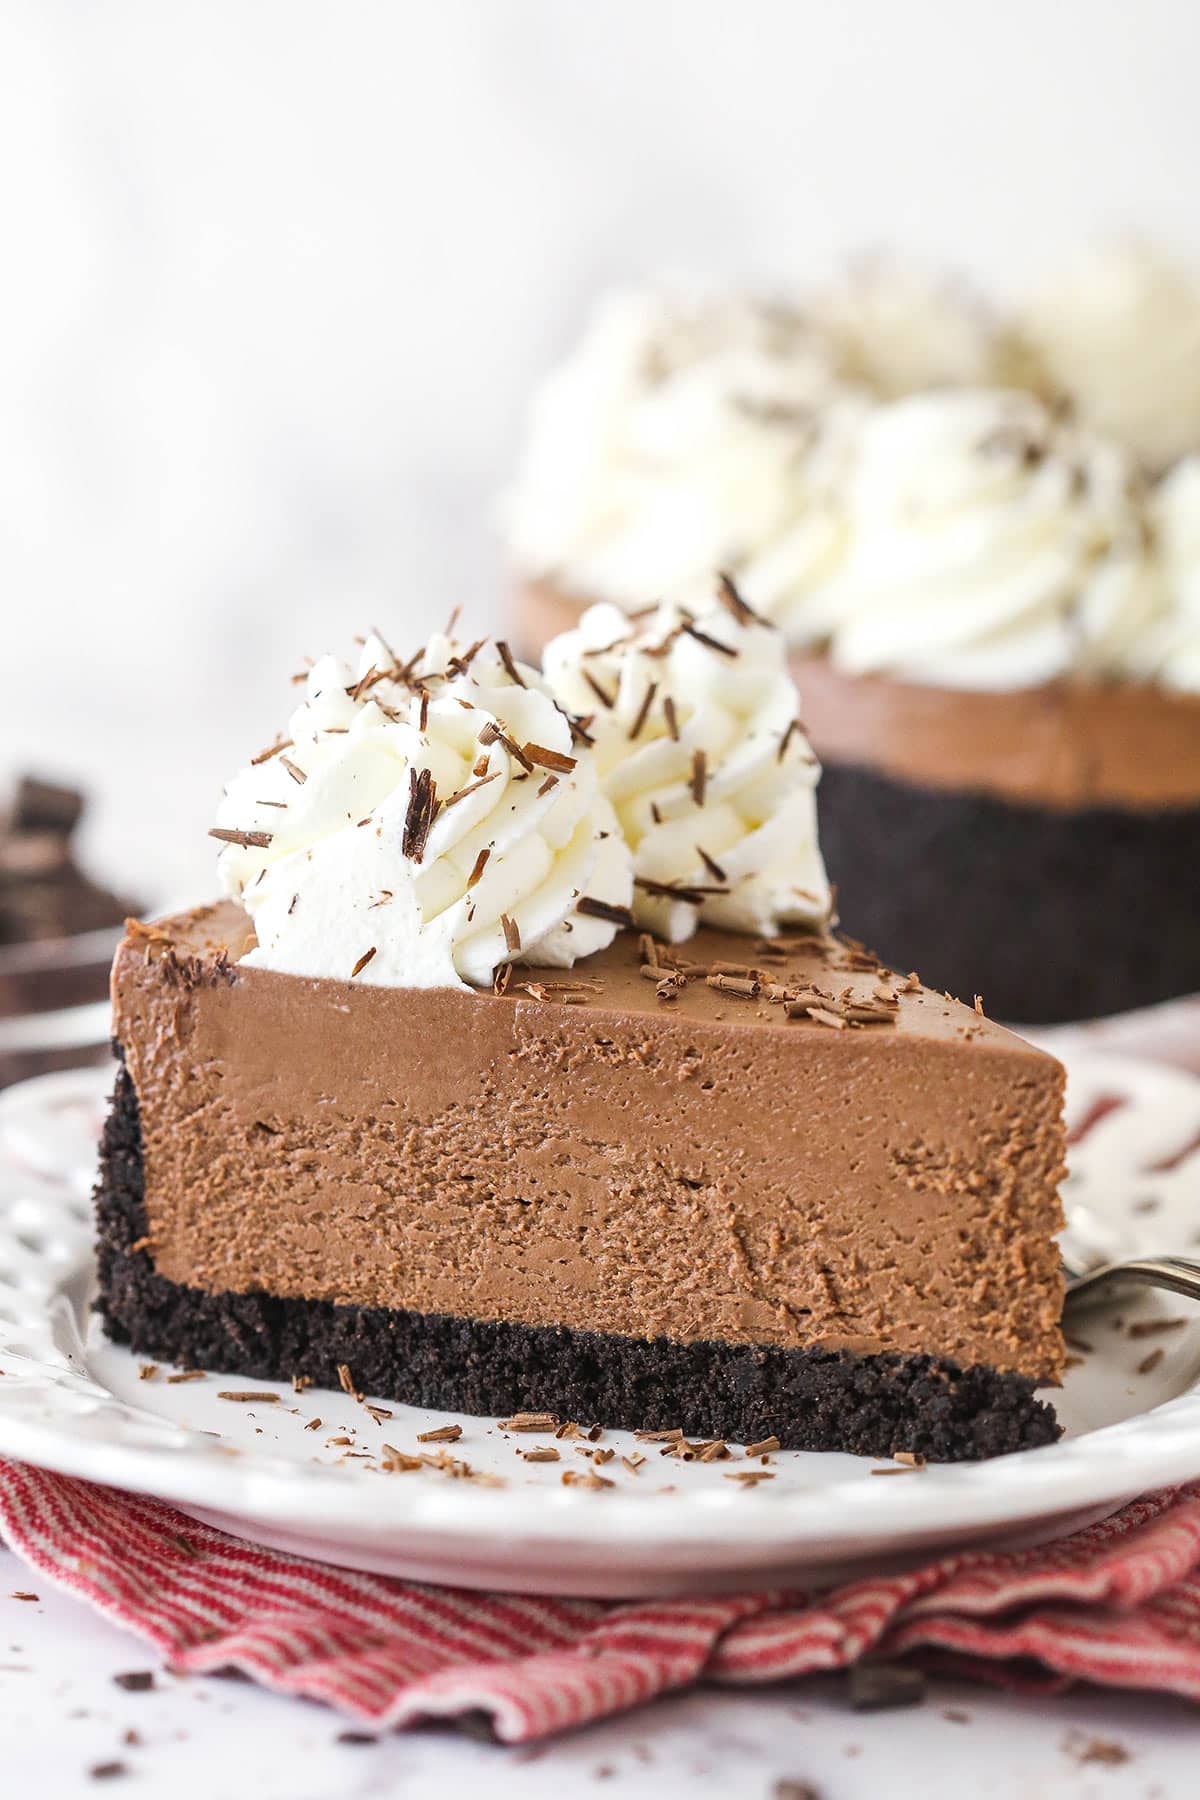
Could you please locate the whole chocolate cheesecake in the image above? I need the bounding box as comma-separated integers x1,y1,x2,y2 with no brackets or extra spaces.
505,277,1200,1025
95,606,1066,1459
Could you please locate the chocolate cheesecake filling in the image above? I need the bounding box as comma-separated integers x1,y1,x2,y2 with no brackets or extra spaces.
95,905,1066,1455
111,904,1064,1372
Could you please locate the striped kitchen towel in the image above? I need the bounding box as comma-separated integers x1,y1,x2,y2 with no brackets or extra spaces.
1,1463,1198,1742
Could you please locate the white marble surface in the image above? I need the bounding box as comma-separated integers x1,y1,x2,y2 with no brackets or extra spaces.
0,1549,1193,1798
3,1,1200,904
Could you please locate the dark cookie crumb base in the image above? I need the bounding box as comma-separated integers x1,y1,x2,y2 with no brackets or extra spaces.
95,1062,1060,1462
818,759,1200,1025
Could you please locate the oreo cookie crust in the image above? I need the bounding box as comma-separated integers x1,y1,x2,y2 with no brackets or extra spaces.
819,759,1200,1024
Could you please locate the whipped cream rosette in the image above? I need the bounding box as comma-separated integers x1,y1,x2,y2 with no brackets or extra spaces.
810,389,1165,691
542,587,830,942
213,632,633,989
505,289,861,635
1022,243,1200,474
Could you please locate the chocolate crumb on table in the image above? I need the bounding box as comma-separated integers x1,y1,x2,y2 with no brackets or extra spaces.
848,1663,927,1711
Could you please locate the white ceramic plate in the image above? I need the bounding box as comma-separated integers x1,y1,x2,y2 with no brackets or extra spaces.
1,1059,1199,1599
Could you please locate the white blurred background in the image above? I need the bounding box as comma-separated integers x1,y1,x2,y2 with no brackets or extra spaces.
2,0,1198,903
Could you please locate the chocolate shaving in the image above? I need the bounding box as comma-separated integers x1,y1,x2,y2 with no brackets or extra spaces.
466,846,491,889
695,845,727,882
576,896,635,927
707,973,759,998
681,620,737,657
350,946,377,978
501,913,521,953
417,1423,463,1443
635,875,728,904
402,766,439,862
209,827,273,849
715,570,761,625
628,681,658,740
778,718,803,762
495,640,526,687
250,738,292,766
442,770,501,810
493,961,513,995
562,707,596,748
446,637,486,676
690,749,707,807
279,756,307,785
581,668,616,710
662,695,680,740
418,689,430,732
522,742,577,774
537,775,558,797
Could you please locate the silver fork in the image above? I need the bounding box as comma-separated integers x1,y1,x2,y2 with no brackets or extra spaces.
1063,1252,1200,1313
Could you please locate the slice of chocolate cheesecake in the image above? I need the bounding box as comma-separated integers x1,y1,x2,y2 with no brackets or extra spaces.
96,900,1065,1460
94,610,1066,1460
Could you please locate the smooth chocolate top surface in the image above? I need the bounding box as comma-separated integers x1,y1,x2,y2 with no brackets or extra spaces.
518,579,1200,812
146,899,1037,1053
112,904,1065,1380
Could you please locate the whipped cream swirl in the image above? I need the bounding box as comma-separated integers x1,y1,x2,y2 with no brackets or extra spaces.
542,592,830,942
213,633,633,989
807,255,1009,400
813,390,1162,691
1021,243,1200,473
1136,457,1200,693
504,288,860,635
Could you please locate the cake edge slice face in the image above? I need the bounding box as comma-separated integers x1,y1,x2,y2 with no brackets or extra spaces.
95,903,1066,1461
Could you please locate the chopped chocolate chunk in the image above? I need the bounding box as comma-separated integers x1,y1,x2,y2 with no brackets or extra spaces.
112,1672,154,1692
848,1663,927,1711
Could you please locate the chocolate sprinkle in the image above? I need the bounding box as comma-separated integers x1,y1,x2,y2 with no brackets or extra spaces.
208,827,273,849
350,947,377,978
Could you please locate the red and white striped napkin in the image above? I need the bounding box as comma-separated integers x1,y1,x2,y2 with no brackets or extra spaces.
2,1462,1199,1742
